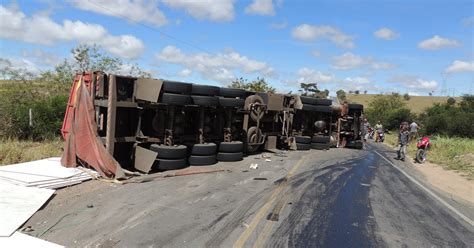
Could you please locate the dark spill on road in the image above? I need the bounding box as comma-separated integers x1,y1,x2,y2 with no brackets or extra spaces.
317,152,377,248
268,151,382,248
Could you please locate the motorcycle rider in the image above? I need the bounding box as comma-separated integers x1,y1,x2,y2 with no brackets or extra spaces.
374,121,383,142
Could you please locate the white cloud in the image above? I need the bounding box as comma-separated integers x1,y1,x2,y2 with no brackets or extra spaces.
341,76,378,91
71,0,167,27
331,53,368,70
372,62,396,70
162,0,235,22
331,52,395,70
0,57,41,76
0,5,145,59
462,16,474,26
21,48,60,67
293,67,383,92
156,45,275,83
445,60,474,73
418,35,460,50
388,75,438,92
292,24,355,49
296,67,335,84
270,20,287,30
374,27,399,40
245,0,275,16
311,50,321,57
178,68,192,77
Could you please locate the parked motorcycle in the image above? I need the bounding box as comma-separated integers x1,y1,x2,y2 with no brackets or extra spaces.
415,136,430,163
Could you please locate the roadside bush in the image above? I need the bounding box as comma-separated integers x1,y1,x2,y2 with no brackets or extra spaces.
0,80,69,140
365,94,414,129
419,95,474,138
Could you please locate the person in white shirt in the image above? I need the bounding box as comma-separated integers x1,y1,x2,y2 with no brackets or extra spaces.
409,121,420,140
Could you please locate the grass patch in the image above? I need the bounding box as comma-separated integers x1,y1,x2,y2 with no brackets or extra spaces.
384,133,474,179
0,138,63,165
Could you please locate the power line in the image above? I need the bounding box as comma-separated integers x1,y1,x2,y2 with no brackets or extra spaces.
84,0,212,54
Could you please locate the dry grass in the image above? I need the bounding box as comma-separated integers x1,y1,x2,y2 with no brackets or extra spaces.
347,94,461,114
384,133,474,179
0,138,63,165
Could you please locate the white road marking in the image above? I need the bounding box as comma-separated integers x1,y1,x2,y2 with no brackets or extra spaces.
373,150,474,227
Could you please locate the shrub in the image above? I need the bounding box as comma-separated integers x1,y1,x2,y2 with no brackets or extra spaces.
365,94,413,129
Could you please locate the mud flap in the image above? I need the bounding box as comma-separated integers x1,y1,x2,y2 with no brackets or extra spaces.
134,146,158,173
135,78,163,102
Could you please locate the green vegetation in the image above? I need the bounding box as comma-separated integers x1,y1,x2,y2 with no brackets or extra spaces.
364,93,414,130
229,77,276,93
0,44,150,165
0,138,63,165
299,83,329,98
347,93,461,114
384,134,474,179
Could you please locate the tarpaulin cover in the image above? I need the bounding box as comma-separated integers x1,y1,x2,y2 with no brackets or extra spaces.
61,75,124,179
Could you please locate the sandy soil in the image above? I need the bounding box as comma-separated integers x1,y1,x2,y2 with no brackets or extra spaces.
411,161,474,205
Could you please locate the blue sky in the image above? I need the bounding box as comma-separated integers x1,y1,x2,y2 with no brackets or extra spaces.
1,0,473,96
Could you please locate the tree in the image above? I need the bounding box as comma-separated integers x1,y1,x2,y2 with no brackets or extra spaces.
364,90,367,94
447,97,456,105
299,83,329,98
364,94,413,130
403,93,410,101
300,83,318,96
41,44,151,84
354,90,360,95
229,77,276,93
336,90,347,101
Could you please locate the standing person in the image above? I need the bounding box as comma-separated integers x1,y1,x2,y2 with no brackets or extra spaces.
396,124,410,161
410,121,420,140
361,118,371,142
374,121,383,142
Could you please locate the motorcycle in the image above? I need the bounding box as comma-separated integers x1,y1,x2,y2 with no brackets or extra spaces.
368,127,375,140
375,130,385,142
415,136,430,163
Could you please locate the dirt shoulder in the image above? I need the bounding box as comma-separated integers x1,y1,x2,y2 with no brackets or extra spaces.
412,160,474,205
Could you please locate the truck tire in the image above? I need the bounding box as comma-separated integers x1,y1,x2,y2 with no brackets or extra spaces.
302,104,317,112
311,142,330,150
245,95,265,121
154,158,188,171
300,96,332,106
162,81,192,94
189,155,217,166
295,136,311,144
192,85,220,96
217,152,243,162
150,144,187,159
296,143,311,150
313,105,333,113
191,95,218,107
312,135,330,143
247,126,263,153
218,98,245,108
219,141,244,153
219,88,246,98
349,103,363,111
191,143,217,156
161,93,192,106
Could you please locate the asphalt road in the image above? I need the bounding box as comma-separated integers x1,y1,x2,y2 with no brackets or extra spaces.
25,142,474,247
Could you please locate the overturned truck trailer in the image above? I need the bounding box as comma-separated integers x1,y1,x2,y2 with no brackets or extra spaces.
61,72,363,177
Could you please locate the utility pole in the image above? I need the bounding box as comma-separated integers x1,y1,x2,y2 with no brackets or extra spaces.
440,73,448,96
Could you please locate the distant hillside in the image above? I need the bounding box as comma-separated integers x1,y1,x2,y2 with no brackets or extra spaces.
346,94,461,114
